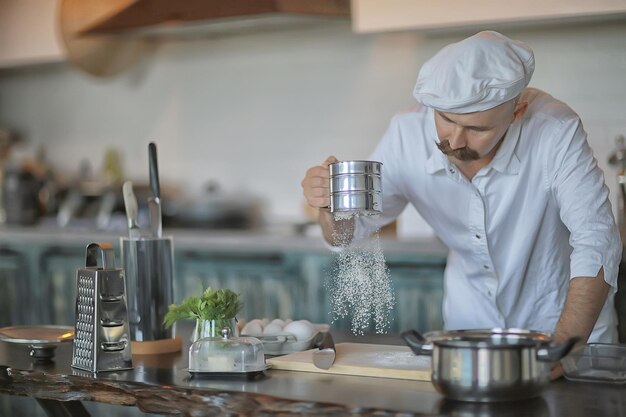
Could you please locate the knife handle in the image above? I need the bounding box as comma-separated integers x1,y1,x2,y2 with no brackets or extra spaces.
122,181,138,228
122,181,141,239
148,142,160,199
148,197,162,238
317,332,336,351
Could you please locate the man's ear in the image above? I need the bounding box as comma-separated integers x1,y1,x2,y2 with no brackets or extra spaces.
513,101,529,121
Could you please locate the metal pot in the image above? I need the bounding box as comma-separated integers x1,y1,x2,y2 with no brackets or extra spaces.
401,328,579,403
436,396,550,417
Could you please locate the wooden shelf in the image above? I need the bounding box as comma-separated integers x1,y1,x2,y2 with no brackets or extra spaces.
351,0,626,33
0,0,64,68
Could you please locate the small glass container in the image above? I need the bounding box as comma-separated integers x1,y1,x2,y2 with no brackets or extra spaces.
562,343,626,384
188,325,266,375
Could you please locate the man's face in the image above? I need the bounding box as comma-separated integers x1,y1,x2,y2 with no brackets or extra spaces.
434,99,523,164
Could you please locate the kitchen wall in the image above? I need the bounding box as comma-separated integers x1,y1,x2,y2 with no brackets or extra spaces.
0,18,625,237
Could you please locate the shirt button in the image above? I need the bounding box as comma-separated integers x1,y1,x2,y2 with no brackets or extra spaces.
449,168,455,174
483,265,489,270
475,234,481,239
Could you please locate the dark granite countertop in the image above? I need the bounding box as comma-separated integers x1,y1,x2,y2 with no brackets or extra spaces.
1,331,624,417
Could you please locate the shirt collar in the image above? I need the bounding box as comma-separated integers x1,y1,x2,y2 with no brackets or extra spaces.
489,118,521,175
425,108,448,174
424,109,522,175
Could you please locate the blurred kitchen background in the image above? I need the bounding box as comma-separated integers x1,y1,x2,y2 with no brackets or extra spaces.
0,1,625,338
1,3,625,415
0,0,623,236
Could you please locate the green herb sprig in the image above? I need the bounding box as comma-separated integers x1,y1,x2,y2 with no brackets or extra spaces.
163,287,243,329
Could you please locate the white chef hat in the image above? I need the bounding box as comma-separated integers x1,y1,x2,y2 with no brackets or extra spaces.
413,31,535,113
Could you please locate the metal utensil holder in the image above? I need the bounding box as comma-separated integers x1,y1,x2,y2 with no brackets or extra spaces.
71,242,133,373
121,237,174,342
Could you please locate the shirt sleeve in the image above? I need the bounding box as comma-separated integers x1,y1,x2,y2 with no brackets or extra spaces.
549,117,622,290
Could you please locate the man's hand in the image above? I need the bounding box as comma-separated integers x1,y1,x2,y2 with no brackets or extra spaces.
550,363,564,380
300,156,355,245
301,155,338,210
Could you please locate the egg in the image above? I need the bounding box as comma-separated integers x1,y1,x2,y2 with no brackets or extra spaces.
241,321,263,336
270,319,286,328
283,320,317,341
262,323,284,336
236,320,246,333
261,318,271,327
248,319,265,328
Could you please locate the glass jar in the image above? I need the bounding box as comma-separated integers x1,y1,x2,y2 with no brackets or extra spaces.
188,322,266,374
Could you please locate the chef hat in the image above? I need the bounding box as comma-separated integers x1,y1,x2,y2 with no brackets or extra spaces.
413,31,535,113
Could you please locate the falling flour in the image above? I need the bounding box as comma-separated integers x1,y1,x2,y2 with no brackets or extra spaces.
326,212,396,335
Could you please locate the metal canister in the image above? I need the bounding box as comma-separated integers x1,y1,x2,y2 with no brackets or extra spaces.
329,160,382,215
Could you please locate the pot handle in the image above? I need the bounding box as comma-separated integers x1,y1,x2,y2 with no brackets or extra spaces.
536,336,580,362
401,329,432,356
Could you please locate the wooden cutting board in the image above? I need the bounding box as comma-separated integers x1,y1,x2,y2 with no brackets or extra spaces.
266,343,431,381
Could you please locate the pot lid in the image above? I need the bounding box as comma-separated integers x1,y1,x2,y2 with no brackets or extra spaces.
425,328,553,348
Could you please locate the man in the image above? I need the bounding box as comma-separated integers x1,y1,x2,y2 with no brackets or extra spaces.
301,31,621,350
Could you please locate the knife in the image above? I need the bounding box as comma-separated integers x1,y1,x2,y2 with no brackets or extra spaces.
122,180,141,326
313,332,336,370
122,180,141,240
148,142,162,238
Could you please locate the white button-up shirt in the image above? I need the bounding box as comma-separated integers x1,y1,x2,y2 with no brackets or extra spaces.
355,88,621,343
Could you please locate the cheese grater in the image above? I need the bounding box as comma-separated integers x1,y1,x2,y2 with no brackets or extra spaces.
71,242,133,373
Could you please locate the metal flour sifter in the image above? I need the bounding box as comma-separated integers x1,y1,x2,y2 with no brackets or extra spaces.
329,160,382,215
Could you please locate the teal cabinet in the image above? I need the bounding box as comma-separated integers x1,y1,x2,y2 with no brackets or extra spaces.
174,250,305,320
386,259,445,333
0,231,446,334
38,246,86,325
0,247,30,326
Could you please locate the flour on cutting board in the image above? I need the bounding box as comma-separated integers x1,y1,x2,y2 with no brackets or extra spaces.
335,344,431,370
266,343,432,381
358,351,431,369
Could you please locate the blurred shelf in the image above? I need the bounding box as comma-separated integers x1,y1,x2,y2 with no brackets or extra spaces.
0,224,448,256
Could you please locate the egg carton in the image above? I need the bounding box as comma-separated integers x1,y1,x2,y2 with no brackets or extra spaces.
253,331,326,356
240,321,330,355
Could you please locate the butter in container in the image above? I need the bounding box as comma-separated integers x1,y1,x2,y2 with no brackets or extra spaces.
562,343,626,384
188,327,268,378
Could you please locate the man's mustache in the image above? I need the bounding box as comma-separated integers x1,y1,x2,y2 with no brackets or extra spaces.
436,140,480,161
